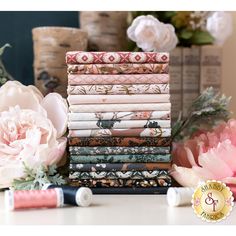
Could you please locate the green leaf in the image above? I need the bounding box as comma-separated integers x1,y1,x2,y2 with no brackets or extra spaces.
179,29,193,40
156,11,176,22
190,31,214,45
12,179,36,190
126,40,137,52
163,11,177,19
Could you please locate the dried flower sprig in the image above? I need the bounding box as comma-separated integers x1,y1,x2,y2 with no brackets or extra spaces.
172,87,231,141
0,44,14,86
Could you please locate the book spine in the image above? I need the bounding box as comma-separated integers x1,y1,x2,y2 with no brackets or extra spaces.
200,45,222,93
182,46,200,118
169,47,182,122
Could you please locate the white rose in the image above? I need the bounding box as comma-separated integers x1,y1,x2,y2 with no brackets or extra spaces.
206,11,233,45
127,15,163,51
127,15,178,52
154,24,178,52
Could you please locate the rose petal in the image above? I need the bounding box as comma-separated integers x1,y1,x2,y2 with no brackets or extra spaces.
198,141,235,180
41,93,68,138
36,137,67,166
0,81,45,115
172,141,199,168
46,137,67,166
184,147,198,167
214,140,236,171
221,177,236,185
192,166,216,180
28,85,44,101
170,164,201,187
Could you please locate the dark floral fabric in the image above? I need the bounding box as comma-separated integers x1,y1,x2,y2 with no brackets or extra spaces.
69,169,169,180
68,137,171,147
69,162,171,172
69,154,171,164
69,146,170,155
70,176,171,188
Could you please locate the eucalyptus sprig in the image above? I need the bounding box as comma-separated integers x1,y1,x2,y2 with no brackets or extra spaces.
12,163,66,190
172,87,231,141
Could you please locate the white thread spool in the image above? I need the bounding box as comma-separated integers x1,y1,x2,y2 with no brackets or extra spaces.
167,187,195,207
75,187,93,207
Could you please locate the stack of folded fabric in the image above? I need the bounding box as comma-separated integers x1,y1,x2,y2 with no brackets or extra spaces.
66,51,172,194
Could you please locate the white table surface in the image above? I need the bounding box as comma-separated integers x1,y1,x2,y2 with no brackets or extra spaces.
0,192,235,225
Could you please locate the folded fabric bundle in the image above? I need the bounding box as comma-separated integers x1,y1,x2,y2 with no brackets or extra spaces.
68,74,169,85
69,154,171,163
69,170,169,180
70,177,172,188
66,51,169,64
68,137,172,147
67,84,169,95
68,111,170,121
68,120,171,130
69,103,171,112
69,162,171,172
66,51,172,193
67,63,169,75
67,94,170,105
69,146,170,155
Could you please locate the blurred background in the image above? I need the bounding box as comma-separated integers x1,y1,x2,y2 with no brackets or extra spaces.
0,12,79,85
0,11,235,117
222,13,236,117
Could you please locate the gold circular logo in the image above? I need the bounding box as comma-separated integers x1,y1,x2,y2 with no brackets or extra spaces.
192,180,234,222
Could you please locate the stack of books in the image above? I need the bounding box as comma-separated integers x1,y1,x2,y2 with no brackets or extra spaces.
170,45,222,121
66,51,172,194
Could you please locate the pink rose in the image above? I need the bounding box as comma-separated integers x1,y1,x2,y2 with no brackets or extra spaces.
171,119,236,187
0,81,68,188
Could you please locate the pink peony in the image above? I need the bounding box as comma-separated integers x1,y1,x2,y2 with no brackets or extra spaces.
171,119,236,187
0,81,68,188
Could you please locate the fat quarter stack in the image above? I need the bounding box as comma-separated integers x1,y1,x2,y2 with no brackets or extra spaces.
66,51,172,194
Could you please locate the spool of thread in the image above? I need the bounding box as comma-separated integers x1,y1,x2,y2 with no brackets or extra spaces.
43,184,93,207
5,188,64,211
167,187,195,207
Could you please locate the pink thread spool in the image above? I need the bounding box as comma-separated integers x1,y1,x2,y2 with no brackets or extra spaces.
5,188,64,211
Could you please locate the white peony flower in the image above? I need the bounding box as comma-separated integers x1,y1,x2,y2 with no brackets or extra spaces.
127,15,178,52
0,81,68,138
0,81,68,188
206,11,233,45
